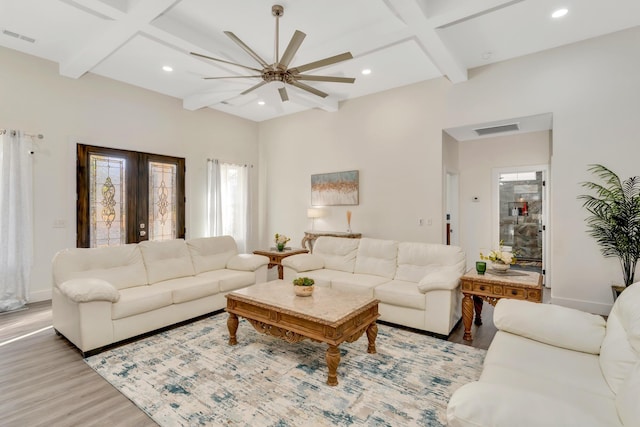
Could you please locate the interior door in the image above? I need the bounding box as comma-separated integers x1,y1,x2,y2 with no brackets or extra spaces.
76,144,185,248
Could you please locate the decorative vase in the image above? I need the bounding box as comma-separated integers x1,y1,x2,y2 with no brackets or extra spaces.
276,243,285,252
294,285,314,297
491,262,510,273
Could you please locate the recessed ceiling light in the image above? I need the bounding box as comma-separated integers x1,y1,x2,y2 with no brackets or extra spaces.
162,65,173,72
258,101,266,106
552,8,568,18
361,69,372,75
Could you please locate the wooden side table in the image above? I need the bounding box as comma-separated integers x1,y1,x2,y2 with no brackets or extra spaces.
460,269,542,341
301,231,362,253
253,248,309,279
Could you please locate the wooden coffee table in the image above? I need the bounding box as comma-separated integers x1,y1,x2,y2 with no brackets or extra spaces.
225,280,379,386
460,269,542,341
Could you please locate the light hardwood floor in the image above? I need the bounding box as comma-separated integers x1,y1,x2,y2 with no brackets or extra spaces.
0,300,496,427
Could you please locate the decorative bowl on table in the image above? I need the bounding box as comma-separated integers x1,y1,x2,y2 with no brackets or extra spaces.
491,262,510,273
293,277,315,297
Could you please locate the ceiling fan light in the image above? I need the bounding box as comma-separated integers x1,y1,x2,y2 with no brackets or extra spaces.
551,8,568,18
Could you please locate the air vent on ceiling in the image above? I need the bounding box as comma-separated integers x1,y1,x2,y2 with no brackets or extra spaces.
474,123,520,136
2,29,36,43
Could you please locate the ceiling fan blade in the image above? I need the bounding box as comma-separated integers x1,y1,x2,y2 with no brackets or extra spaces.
278,87,289,102
289,52,353,74
240,80,268,95
203,75,262,80
294,75,355,84
224,31,271,69
278,30,306,69
289,80,329,98
190,52,262,73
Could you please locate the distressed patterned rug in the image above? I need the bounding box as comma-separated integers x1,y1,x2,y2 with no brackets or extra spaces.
85,314,485,426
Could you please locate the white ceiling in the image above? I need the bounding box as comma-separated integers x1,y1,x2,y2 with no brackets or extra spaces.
1,0,639,122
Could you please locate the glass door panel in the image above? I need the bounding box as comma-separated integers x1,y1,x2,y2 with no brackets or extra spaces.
89,154,127,247
148,161,177,241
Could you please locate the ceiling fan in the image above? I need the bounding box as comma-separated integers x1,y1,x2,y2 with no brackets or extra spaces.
191,4,355,103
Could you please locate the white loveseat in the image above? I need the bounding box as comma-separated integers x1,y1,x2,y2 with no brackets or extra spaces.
282,237,466,336
447,282,640,427
52,236,269,355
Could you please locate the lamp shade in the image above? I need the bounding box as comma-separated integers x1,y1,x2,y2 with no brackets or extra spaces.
307,208,325,218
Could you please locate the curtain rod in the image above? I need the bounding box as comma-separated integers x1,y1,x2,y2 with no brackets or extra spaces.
207,158,253,168
0,129,44,139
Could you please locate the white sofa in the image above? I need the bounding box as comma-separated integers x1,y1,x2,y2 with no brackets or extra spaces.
52,236,269,356
282,237,466,336
447,282,640,427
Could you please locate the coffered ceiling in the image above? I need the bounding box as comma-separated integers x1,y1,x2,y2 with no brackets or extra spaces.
2,0,639,122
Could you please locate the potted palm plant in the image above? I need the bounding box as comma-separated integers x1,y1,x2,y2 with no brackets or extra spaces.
579,164,640,299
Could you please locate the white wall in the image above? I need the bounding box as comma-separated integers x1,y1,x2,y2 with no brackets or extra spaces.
0,46,259,302
259,26,640,315
258,77,451,249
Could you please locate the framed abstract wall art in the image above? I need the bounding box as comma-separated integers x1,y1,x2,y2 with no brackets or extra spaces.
311,170,359,206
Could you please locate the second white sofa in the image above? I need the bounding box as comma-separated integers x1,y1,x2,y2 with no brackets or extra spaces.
282,237,466,336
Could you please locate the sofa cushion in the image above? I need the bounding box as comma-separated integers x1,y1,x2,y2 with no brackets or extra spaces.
197,269,256,292
227,254,269,271
187,236,238,274
600,282,640,394
291,269,354,288
313,237,359,273
112,285,173,320
616,361,640,427
281,253,325,272
483,331,614,399
152,276,220,304
331,273,389,296
139,239,195,284
353,238,398,279
494,299,606,354
53,244,147,290
447,382,609,427
395,242,465,282
374,280,425,310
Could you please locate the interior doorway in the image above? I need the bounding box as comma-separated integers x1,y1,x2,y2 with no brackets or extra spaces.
492,166,548,281
445,171,459,245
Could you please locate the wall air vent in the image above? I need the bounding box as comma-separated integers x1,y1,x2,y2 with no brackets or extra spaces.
474,123,520,136
2,29,36,43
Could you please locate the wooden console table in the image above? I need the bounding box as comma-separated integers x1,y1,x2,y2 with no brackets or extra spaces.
460,269,542,341
253,248,309,279
301,231,362,253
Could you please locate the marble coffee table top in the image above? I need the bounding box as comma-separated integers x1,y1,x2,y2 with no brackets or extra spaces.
227,280,378,325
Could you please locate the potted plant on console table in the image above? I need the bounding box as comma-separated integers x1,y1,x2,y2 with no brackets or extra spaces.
579,164,640,300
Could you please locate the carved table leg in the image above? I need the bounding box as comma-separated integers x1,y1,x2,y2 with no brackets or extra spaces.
227,313,239,345
462,293,474,341
366,322,378,354
326,345,341,386
473,296,484,326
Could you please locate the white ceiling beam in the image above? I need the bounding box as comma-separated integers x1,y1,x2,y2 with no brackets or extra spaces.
385,0,467,83
427,0,526,29
288,90,339,113
59,0,179,78
183,91,241,111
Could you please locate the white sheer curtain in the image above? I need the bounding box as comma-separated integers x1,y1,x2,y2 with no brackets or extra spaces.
0,130,33,312
206,159,251,252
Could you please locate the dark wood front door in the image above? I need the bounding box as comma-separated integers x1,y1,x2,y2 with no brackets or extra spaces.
76,144,185,248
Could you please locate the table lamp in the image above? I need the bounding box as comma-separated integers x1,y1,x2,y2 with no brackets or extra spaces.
307,208,325,231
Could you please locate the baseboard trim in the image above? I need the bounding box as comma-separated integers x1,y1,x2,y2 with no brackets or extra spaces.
30,289,52,303
550,296,612,316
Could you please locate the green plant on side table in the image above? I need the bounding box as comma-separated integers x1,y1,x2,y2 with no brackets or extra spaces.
293,277,315,297
579,164,640,300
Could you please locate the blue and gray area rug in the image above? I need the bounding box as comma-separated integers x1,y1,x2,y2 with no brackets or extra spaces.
85,314,485,426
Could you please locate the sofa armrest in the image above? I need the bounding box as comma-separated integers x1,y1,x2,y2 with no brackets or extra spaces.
57,278,120,303
494,299,606,354
281,254,325,273
447,382,604,427
226,254,270,271
417,270,461,293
